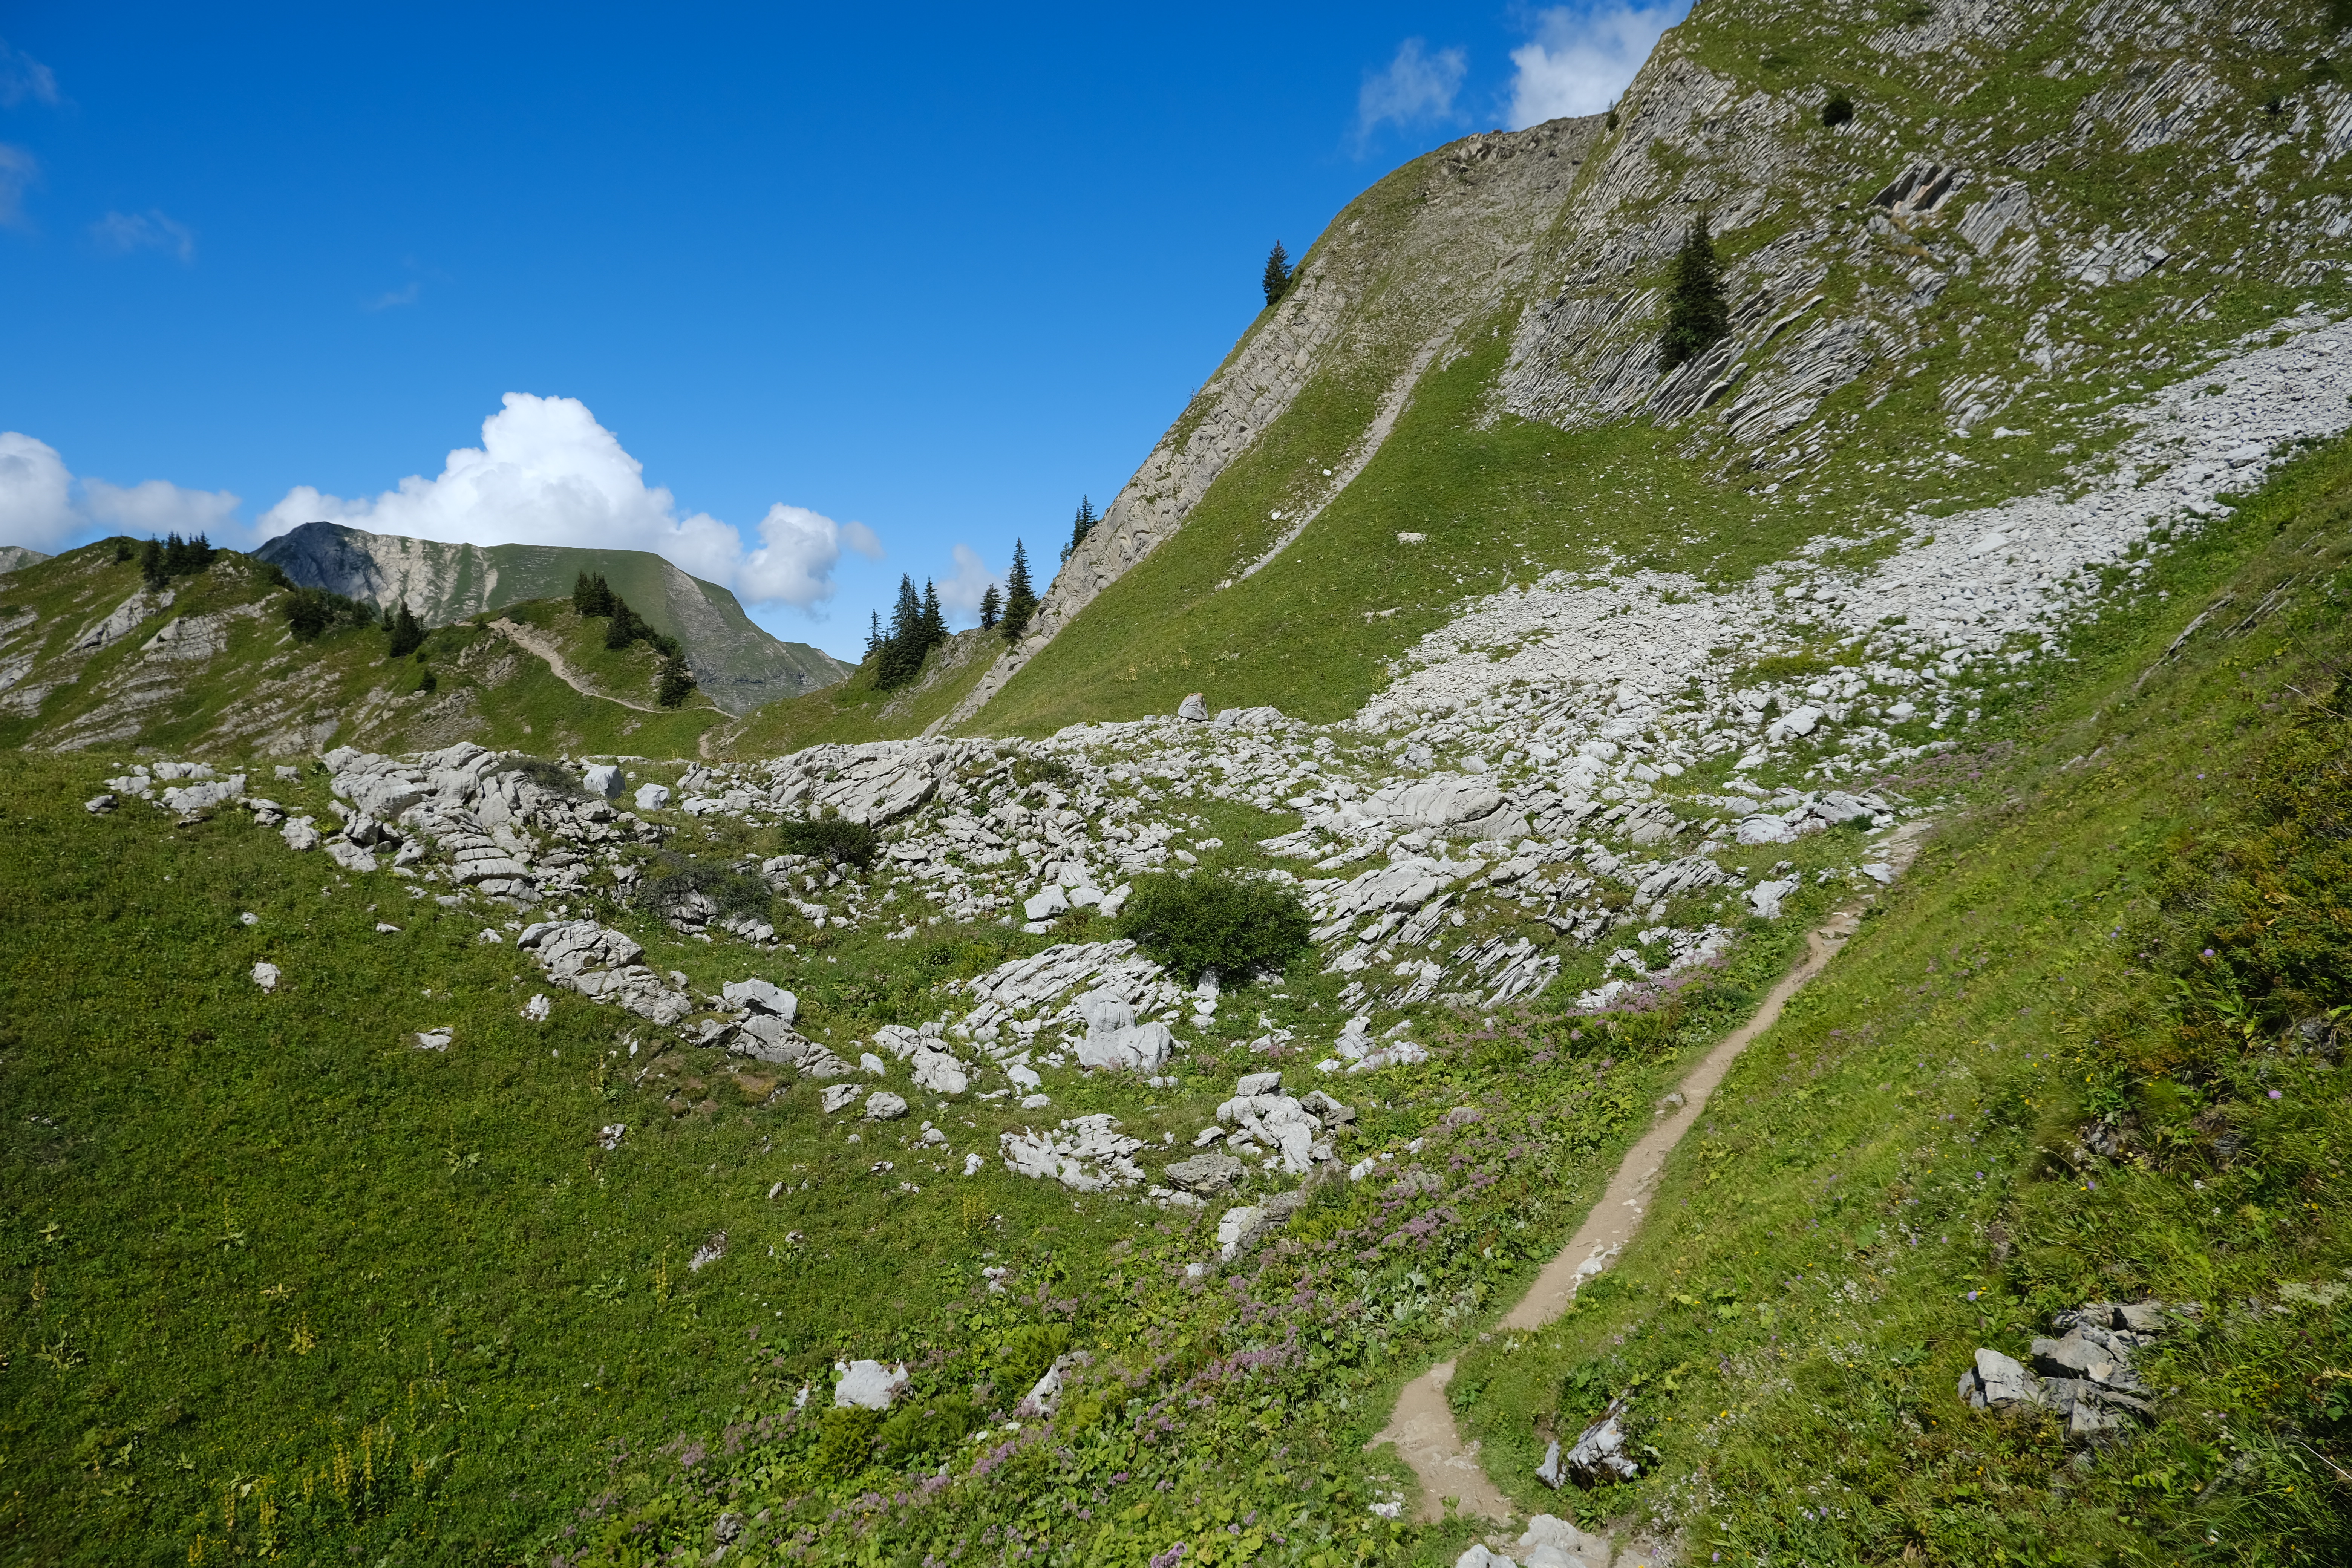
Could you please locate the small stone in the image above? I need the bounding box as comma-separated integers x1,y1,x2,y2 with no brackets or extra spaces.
521,993,551,1022
581,763,624,798
1177,692,1210,723
821,1083,862,1114
1024,885,1070,921
833,1359,909,1409
84,793,117,814
251,961,281,992
864,1090,909,1120
634,781,672,811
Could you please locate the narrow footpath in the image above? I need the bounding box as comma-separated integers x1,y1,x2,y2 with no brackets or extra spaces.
1367,826,1927,1553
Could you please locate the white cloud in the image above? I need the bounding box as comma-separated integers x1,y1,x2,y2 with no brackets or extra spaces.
0,144,38,230
1507,5,1683,127
83,476,240,536
738,503,885,609
363,281,421,311
0,433,236,550
258,392,877,613
0,432,75,548
91,208,196,263
1356,38,1468,146
0,38,61,109
935,544,1002,626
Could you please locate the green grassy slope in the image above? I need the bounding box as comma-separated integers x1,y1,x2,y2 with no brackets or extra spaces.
1,439,2346,1563
967,0,2352,737
715,628,1000,756
1446,434,2352,1562
0,543,725,759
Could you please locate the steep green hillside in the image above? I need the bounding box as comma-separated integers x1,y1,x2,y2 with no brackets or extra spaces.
257,522,851,715
959,0,2352,735
0,541,726,758
1444,433,2352,1563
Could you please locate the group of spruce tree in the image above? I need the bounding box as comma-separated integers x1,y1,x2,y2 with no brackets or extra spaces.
571,572,697,707
126,531,217,589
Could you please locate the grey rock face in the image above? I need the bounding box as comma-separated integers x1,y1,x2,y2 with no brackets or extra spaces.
1558,1397,1639,1483
519,919,693,1025
1164,1152,1246,1194
723,978,797,1020
1958,1299,2191,1435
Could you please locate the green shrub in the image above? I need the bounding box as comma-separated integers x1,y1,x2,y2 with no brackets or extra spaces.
813,1405,881,1481
282,585,377,642
656,656,695,709
1114,869,1312,985
632,856,774,925
776,816,879,869
1821,93,1853,127
991,1323,1072,1407
877,1394,980,1459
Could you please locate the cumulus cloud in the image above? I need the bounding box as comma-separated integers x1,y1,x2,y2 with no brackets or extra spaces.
0,37,61,109
1507,4,1683,127
0,432,75,549
0,144,38,230
0,432,237,551
1356,38,1468,147
259,392,877,613
84,476,240,535
934,544,1003,626
91,208,196,263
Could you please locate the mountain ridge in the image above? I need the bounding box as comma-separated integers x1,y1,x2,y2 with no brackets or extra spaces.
256,520,850,715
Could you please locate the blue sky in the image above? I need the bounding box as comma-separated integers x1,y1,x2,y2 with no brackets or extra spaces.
0,2,1682,658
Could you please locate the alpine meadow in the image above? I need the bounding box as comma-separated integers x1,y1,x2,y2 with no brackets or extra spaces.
6,2,2352,1566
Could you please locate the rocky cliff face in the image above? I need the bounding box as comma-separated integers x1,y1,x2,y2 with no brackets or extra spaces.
258,522,850,715
945,0,2352,733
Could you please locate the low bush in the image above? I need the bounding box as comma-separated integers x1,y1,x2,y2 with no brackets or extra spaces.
813,1406,881,1482
632,856,774,925
776,816,879,869
1113,868,1311,985
282,585,378,642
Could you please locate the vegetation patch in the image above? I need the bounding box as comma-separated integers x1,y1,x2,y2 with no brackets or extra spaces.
1113,868,1313,985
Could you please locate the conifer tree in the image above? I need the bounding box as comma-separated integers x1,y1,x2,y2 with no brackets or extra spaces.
978,584,1002,631
1261,242,1292,308
876,574,928,688
865,610,885,657
386,600,426,659
919,579,947,649
1001,541,1037,644
656,655,696,708
1658,214,1730,371
138,537,165,590
1062,495,1098,564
